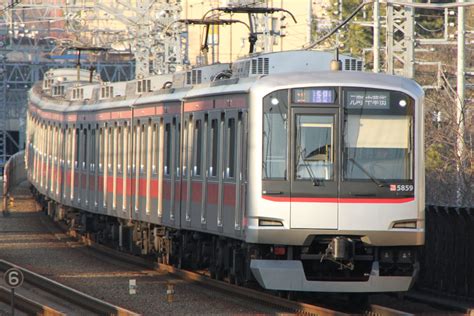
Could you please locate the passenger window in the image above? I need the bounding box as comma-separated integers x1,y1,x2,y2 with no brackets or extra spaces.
152,123,158,174
176,122,181,178
117,127,122,173
82,129,88,170
193,119,202,177
140,124,146,173
182,120,189,177
75,128,80,169
226,118,236,178
164,123,171,176
99,128,104,172
108,127,113,172
124,125,129,174
209,119,218,177
90,129,96,172
66,128,71,168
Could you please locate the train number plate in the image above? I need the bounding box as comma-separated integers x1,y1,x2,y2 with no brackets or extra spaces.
390,184,414,192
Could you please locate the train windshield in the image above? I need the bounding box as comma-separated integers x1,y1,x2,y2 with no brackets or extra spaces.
295,115,334,181
343,88,414,181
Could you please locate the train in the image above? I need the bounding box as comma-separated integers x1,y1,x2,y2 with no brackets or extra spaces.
26,49,425,293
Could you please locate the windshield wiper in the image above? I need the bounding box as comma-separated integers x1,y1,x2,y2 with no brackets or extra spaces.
348,158,387,187
297,146,322,186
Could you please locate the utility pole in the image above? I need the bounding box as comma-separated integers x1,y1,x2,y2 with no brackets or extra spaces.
337,0,343,48
456,0,465,204
307,0,312,45
373,0,379,73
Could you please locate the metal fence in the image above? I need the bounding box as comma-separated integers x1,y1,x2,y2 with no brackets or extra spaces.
418,205,474,299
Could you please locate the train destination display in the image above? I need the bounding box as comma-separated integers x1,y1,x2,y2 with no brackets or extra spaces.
345,90,390,109
292,88,336,104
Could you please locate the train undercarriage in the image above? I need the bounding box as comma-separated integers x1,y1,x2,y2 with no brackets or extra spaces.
35,190,420,294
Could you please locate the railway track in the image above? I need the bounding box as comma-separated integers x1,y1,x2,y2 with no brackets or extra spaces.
0,260,138,316
72,229,417,316
0,183,456,315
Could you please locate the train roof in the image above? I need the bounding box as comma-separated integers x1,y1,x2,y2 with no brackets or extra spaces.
29,50,423,113
250,70,425,100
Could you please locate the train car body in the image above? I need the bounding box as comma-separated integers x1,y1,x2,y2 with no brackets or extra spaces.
26,51,424,293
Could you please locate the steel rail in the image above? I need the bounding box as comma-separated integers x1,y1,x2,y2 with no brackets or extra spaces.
74,230,410,316
0,259,139,316
0,286,63,316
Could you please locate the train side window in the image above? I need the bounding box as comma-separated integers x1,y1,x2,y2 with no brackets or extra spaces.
193,119,202,177
152,123,159,174
164,123,171,176
82,129,88,170
139,123,146,173
182,120,189,178
226,117,236,178
66,128,70,168
99,128,104,172
263,90,288,180
117,127,122,173
176,122,181,178
108,127,113,173
75,128,80,169
209,119,218,177
90,129,96,172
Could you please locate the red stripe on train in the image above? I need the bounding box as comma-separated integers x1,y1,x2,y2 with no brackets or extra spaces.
262,196,414,204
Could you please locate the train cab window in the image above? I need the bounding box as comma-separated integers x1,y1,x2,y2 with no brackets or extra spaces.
226,118,236,178
343,88,414,181
164,123,171,176
193,119,203,177
295,115,334,181
209,119,219,177
263,90,288,180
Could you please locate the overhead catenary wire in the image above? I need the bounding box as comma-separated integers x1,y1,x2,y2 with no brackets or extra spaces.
304,0,474,49
304,0,372,50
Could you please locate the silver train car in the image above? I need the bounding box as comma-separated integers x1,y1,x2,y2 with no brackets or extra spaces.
26,50,424,293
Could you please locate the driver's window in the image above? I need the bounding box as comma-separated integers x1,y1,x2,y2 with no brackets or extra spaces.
295,115,334,180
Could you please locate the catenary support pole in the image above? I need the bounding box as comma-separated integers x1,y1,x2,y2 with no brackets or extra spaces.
373,0,380,73
456,0,465,204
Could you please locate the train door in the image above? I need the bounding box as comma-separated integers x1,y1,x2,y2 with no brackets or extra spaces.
205,111,222,231
290,107,338,229
130,120,142,220
182,113,193,228
162,115,178,226
221,111,238,235
189,113,206,229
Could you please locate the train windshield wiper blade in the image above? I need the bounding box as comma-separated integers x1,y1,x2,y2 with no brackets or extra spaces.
297,146,321,186
348,158,387,188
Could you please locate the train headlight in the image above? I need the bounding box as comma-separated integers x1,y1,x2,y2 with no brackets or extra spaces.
399,99,407,107
259,219,283,227
270,97,279,106
392,220,417,229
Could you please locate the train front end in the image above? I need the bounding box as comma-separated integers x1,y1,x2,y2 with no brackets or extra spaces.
246,71,424,293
